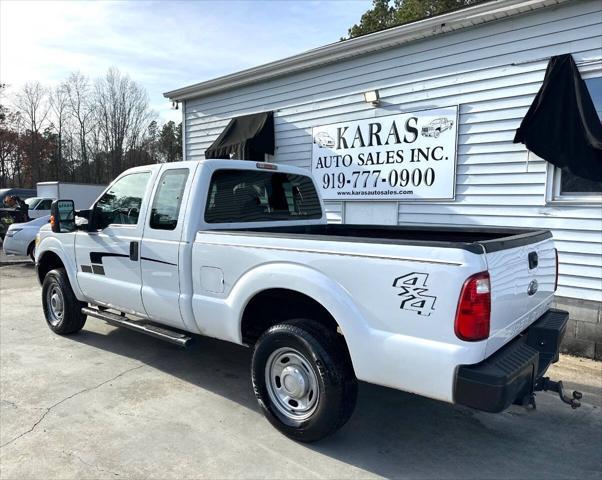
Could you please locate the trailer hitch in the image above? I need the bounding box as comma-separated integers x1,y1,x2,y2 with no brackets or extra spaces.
534,377,582,409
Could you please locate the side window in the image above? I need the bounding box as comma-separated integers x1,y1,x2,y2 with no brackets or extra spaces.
150,169,189,230
94,172,151,229
37,199,53,210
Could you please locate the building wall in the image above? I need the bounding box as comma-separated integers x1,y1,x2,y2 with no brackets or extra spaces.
182,0,602,354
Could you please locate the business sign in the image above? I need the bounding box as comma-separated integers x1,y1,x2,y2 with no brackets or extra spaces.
311,106,458,201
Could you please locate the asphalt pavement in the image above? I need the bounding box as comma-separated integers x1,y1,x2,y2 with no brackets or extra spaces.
1,263,601,479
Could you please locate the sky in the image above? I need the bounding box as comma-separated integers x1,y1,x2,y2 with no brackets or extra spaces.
0,0,371,123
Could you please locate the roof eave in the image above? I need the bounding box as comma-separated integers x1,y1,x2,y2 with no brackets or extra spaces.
164,0,565,102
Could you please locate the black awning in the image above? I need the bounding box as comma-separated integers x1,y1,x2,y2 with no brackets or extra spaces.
205,111,274,161
514,54,602,181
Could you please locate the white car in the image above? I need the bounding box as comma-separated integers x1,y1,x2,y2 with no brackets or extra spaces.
3,215,50,260
25,197,54,219
34,159,579,442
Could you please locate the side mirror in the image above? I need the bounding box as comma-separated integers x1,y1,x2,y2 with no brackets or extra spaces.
50,200,76,233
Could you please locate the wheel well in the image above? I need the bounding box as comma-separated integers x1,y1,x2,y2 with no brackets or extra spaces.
36,251,65,284
241,289,340,345
27,241,35,255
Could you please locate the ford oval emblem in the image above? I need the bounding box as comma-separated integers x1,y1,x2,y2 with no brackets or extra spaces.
527,279,538,296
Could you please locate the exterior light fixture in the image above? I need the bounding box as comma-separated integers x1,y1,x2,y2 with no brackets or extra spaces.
363,90,380,106
171,101,179,110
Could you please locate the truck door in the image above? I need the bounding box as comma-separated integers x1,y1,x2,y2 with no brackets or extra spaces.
75,170,154,315
139,167,192,329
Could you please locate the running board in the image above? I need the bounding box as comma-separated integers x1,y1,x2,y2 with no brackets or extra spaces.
81,307,192,347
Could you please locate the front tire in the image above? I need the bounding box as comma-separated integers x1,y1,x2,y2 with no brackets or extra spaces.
42,268,87,334
252,319,357,442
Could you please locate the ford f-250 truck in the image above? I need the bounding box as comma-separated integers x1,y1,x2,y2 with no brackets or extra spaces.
35,159,581,442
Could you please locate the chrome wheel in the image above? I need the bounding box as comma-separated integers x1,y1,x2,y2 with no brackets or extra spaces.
47,285,64,326
265,347,320,421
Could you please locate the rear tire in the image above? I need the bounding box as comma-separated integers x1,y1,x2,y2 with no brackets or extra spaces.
27,242,35,262
252,319,357,443
42,268,87,334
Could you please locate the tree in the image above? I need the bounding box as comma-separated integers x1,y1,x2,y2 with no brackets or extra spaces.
158,120,182,162
41,126,60,180
49,84,69,180
346,0,488,38
0,84,22,188
2,69,174,187
143,120,160,163
14,81,50,185
64,72,94,183
0,83,8,124
94,67,154,178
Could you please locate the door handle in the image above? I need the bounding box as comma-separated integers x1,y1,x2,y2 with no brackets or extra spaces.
528,251,538,270
129,241,139,261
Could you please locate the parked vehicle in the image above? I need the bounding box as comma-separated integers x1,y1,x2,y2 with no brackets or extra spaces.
1,188,33,236
0,184,104,228
25,197,54,219
0,188,37,203
3,215,50,260
0,208,29,240
35,159,580,442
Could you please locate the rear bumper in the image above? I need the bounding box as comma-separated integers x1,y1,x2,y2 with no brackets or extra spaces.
454,308,568,413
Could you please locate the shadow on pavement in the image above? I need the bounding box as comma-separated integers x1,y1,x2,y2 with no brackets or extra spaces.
71,325,601,479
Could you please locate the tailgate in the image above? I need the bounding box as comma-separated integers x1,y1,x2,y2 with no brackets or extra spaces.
483,234,556,356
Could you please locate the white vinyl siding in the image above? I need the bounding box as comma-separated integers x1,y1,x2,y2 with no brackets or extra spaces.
183,0,602,302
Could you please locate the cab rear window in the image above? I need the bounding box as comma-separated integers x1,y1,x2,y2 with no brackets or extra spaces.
205,169,322,223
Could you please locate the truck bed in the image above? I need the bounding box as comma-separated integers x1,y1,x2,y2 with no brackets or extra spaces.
205,224,552,254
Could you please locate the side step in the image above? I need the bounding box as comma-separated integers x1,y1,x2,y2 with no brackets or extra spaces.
82,307,192,347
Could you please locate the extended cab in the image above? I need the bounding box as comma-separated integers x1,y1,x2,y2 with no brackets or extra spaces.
35,160,580,442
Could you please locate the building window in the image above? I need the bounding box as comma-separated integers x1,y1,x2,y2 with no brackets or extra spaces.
547,76,602,203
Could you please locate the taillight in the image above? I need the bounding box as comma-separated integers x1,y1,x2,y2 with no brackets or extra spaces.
554,248,559,292
455,271,491,342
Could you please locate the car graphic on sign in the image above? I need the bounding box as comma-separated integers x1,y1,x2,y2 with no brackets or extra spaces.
421,118,454,138
314,131,336,148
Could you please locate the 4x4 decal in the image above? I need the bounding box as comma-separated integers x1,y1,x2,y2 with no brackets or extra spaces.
392,272,437,316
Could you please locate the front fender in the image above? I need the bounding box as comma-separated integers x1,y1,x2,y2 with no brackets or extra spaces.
37,236,85,301
228,262,372,379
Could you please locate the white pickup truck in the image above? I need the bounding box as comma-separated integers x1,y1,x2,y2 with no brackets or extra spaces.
35,159,581,442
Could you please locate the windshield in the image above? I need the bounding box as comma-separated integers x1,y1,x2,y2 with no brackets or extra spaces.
25,197,42,208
